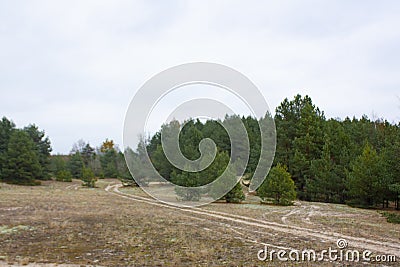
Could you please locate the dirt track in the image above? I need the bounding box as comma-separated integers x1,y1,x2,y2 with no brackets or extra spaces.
106,183,400,259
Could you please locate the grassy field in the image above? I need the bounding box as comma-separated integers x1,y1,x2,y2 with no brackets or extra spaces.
1,179,399,266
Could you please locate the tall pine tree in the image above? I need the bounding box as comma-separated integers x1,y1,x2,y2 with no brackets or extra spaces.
24,124,52,180
0,117,16,180
2,130,42,185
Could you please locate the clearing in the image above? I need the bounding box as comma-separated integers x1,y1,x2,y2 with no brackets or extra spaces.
0,179,399,266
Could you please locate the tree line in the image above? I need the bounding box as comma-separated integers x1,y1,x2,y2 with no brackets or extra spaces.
141,94,400,208
1,93,399,209
274,95,400,208
0,117,132,187
50,139,132,187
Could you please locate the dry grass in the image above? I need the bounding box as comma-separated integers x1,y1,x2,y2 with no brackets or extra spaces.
0,180,399,266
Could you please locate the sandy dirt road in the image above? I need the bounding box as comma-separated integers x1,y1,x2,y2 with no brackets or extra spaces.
105,183,400,260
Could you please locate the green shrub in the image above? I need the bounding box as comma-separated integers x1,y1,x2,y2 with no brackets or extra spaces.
55,170,72,182
381,212,400,224
82,167,97,188
225,182,245,203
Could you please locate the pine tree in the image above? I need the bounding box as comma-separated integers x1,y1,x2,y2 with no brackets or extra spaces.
23,124,52,180
382,124,400,209
274,95,325,200
208,152,245,203
82,166,96,187
50,155,72,182
307,139,343,203
98,139,119,178
151,144,174,180
115,151,138,186
67,152,84,178
0,117,16,180
202,120,230,153
81,143,95,166
127,138,153,186
50,155,67,175
2,130,42,185
100,149,119,178
241,116,261,175
225,182,245,203
179,120,203,160
322,119,352,203
347,143,392,207
257,164,296,205
172,169,202,201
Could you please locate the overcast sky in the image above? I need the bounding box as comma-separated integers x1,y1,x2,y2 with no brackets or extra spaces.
1,0,399,154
